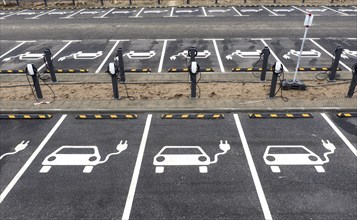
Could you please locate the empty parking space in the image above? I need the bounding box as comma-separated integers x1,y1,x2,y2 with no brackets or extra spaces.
265,6,305,16
327,6,357,16
127,114,264,219
238,113,357,219
0,114,147,219
237,6,271,16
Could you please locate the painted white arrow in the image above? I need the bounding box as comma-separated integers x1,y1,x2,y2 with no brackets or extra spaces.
170,50,211,60
144,10,168,14
2,52,44,62
58,51,103,61
123,51,156,59
283,49,321,59
306,9,327,12
338,9,357,12
241,9,263,13
273,8,294,12
208,9,231,13
226,50,262,60
175,9,199,13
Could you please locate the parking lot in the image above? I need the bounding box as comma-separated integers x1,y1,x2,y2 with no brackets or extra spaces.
0,112,356,219
1,37,356,73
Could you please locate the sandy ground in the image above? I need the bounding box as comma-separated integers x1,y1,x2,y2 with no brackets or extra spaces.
0,81,353,101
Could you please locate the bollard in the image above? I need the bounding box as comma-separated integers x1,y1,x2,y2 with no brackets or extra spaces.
269,62,283,98
100,0,104,6
158,0,161,4
43,0,47,7
347,63,357,98
260,46,270,81
329,46,343,81
187,0,190,4
108,62,119,99
116,48,126,82
44,49,57,82
72,0,75,5
129,0,132,5
16,0,20,6
188,47,198,98
26,64,43,99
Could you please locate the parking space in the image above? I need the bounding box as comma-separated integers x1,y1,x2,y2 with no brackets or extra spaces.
265,6,305,16
140,7,171,18
0,115,61,193
293,5,340,16
0,114,147,219
237,6,271,16
205,6,237,17
104,8,138,18
328,6,357,16
238,113,357,219
39,9,78,19
128,114,264,219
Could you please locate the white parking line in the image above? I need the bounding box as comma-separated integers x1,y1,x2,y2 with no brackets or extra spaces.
212,39,225,73
261,6,280,16
321,113,357,157
0,9,27,19
134,7,144,17
202,7,208,16
0,114,67,204
170,7,174,17
26,9,56,19
158,40,168,73
309,39,352,71
321,6,349,16
232,6,243,16
260,39,289,72
95,40,123,73
0,41,35,59
97,8,115,18
122,114,152,220
233,114,272,220
37,40,77,71
291,6,308,14
60,9,85,19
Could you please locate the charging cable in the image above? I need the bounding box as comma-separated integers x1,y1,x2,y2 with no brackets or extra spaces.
0,141,30,160
210,140,231,164
97,140,128,164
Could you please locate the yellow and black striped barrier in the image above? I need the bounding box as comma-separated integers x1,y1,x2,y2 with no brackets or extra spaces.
125,68,151,73
337,113,357,118
249,113,313,118
0,69,25,73
0,114,52,119
75,114,137,119
161,114,224,119
168,68,214,72
45,69,89,73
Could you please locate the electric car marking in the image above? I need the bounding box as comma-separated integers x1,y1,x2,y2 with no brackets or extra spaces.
342,49,357,59
39,140,127,173
273,9,294,12
112,10,136,14
123,51,156,59
226,50,262,60
283,49,321,59
306,9,327,12
175,9,199,14
170,50,211,60
17,12,37,15
208,9,231,13
0,141,30,160
263,140,336,173
80,11,102,15
241,9,263,13
153,140,230,174
338,9,357,12
2,52,44,62
58,51,103,61
48,11,73,15
144,10,168,14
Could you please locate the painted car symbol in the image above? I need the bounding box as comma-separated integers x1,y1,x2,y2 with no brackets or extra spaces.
306,9,327,12
342,49,357,59
153,141,230,174
112,10,136,14
2,52,44,62
208,9,231,13
273,9,294,12
123,51,156,59
241,9,263,13
226,50,262,60
175,9,199,13
283,49,321,59
58,51,103,61
170,50,211,60
263,140,335,173
144,10,168,14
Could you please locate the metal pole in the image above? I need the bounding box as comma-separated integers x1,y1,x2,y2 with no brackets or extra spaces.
111,74,119,99
158,0,161,4
293,27,308,82
187,0,190,4
129,0,132,5
100,0,104,6
44,49,57,83
72,0,75,6
329,46,343,81
269,66,279,98
16,0,20,6
27,65,43,99
215,0,218,4
189,47,197,98
347,64,357,98
117,48,126,82
44,0,47,7
260,46,270,81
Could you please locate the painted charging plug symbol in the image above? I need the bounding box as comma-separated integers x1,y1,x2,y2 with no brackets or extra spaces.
39,140,127,173
0,141,30,160
153,140,230,173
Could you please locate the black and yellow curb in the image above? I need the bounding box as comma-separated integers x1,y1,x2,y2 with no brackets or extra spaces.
147,6,169,9
177,5,199,8
125,68,151,73
0,69,25,73
249,113,313,118
168,68,214,72
0,114,52,119
336,113,357,118
117,6,138,9
297,67,342,71
75,114,137,119
45,69,89,73
161,114,224,119
232,67,341,72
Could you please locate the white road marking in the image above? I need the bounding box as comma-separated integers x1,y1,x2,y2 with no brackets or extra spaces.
291,6,308,14
347,38,357,40
95,40,121,73
202,7,208,16
321,113,357,157
135,7,144,17
61,9,85,19
170,7,174,17
26,9,56,19
260,39,289,72
0,41,34,59
158,40,168,73
97,8,115,18
233,114,272,220
0,9,27,19
37,41,77,71
321,6,349,16
0,114,67,204
232,6,243,16
122,114,152,220
309,39,352,71
261,6,279,16
211,39,225,73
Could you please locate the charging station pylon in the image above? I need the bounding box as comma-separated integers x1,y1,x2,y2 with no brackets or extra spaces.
44,48,57,83
188,47,198,98
347,63,357,98
26,64,43,100
260,46,270,81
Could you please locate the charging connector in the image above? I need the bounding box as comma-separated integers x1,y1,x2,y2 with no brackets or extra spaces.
0,141,30,160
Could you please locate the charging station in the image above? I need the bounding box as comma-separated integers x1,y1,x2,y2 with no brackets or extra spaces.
44,48,57,83
269,62,283,98
26,64,43,100
188,47,199,98
347,63,357,98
